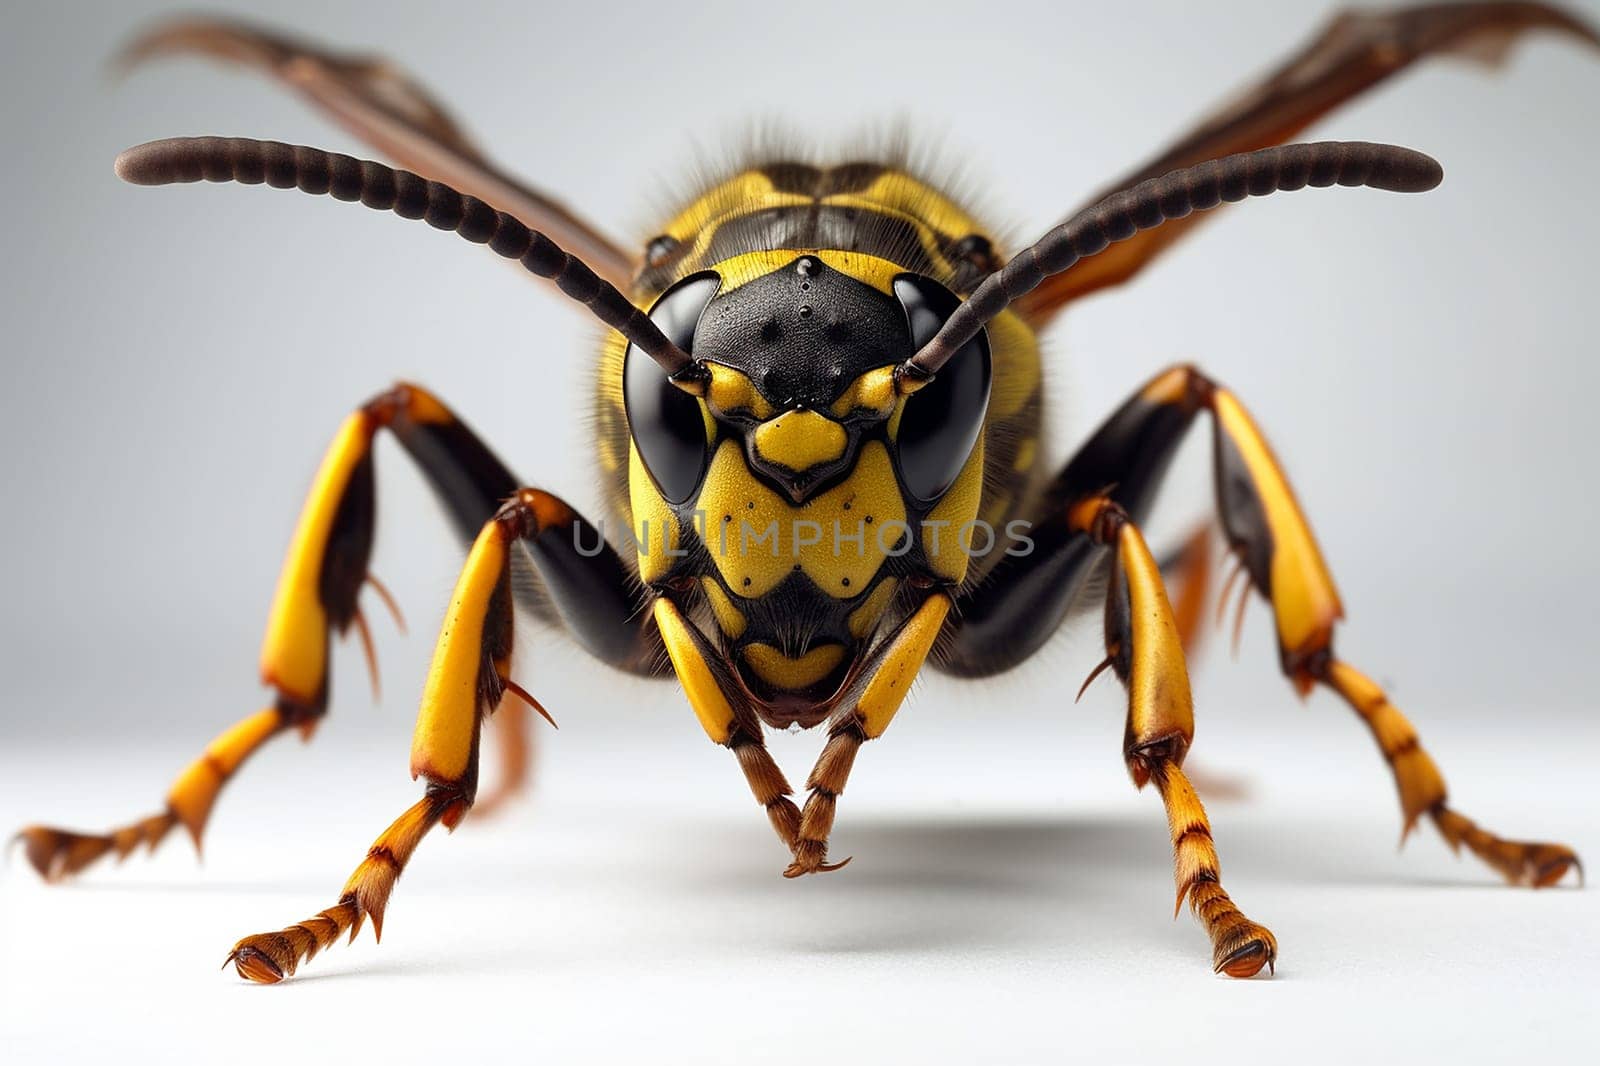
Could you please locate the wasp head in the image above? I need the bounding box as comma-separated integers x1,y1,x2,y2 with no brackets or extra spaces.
623,253,991,721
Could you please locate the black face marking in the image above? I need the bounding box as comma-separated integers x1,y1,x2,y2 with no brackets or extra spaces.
624,272,720,504
892,274,993,502
693,256,912,409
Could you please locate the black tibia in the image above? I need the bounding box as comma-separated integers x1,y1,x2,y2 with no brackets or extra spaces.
486,489,661,676
375,384,651,672
521,509,652,671
937,526,1101,677
385,396,518,543
318,447,376,650
940,379,1201,676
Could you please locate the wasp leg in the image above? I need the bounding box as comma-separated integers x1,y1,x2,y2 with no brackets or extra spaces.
1069,495,1277,977
1150,526,1257,805
19,384,530,880
1016,1,1599,319
226,487,650,982
651,598,804,858
787,593,953,877
953,364,1580,887
117,16,633,286
654,591,952,876
1183,368,1580,886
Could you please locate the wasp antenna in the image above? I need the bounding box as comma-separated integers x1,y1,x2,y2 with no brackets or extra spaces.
113,137,693,377
903,141,1443,378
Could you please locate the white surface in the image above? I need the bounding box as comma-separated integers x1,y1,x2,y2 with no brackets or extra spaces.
3,699,1595,1064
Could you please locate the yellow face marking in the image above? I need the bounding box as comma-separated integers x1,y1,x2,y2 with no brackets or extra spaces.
411,520,508,784
921,436,986,583
858,594,952,738
260,411,375,703
695,439,906,599
753,409,848,472
706,363,775,421
829,366,898,420
1211,389,1343,663
742,642,847,690
700,577,747,639
848,577,900,639
707,248,906,297
628,442,682,583
654,598,737,745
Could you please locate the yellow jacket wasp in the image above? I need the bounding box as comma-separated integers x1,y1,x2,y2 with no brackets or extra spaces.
15,2,1596,982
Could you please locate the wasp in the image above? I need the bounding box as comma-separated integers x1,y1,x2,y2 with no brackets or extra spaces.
16,3,1596,982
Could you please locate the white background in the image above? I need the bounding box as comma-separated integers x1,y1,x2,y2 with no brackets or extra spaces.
2,1,1598,1062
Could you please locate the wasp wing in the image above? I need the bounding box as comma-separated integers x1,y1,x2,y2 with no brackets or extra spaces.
119,16,635,288
1015,1,1599,321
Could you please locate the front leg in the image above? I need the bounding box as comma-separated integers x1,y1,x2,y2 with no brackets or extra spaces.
787,592,952,877
654,590,953,877
225,487,653,983
652,596,803,858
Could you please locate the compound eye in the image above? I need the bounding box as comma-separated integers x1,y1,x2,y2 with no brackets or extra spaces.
891,275,993,503
624,271,720,504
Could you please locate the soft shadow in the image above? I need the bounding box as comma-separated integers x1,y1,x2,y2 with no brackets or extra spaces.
670,813,1154,896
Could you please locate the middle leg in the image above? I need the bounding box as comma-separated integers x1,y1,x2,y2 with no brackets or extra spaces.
654,589,954,877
